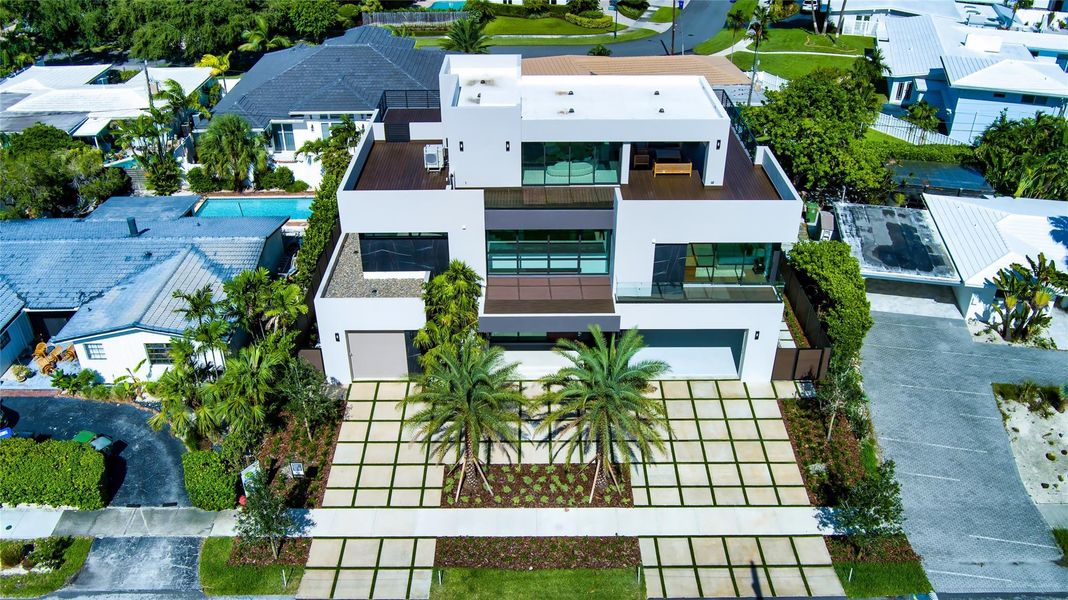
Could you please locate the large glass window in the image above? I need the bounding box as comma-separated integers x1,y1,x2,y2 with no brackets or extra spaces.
144,343,174,365
270,123,296,152
685,243,772,285
487,230,611,275
521,142,621,186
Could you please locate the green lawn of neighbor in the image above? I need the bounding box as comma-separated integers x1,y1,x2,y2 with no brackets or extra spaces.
693,0,758,55
649,6,678,23
483,16,621,36
1054,528,1068,562
414,27,657,48
758,29,874,55
429,568,645,600
833,561,932,598
729,51,860,80
0,538,92,598
199,538,303,596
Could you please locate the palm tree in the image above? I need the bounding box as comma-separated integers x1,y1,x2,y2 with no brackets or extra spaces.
726,9,749,58
239,16,292,53
263,281,308,333
835,0,849,38
173,285,226,366
195,52,232,77
745,5,772,106
441,17,490,54
214,343,284,435
191,319,231,371
401,335,524,502
337,3,361,29
196,113,268,192
222,267,273,338
538,326,671,501
414,260,483,364
904,100,940,142
1010,0,1034,27
147,338,220,447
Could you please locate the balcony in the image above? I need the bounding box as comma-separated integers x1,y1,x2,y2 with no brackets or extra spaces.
352,141,449,191
484,276,614,314
615,282,782,304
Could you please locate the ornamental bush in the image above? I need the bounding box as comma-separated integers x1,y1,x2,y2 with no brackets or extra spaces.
564,12,613,28
0,439,105,509
860,137,975,165
182,451,238,510
186,166,221,194
293,172,340,291
788,241,873,362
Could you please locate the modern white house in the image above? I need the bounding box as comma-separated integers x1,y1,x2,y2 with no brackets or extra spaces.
0,64,214,148
0,196,285,383
880,15,1068,142
209,26,443,189
314,55,802,383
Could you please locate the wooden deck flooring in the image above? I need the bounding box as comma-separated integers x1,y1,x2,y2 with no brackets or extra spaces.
620,136,780,201
484,276,615,314
354,142,448,191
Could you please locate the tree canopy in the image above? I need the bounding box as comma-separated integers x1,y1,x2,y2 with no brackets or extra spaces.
975,112,1068,201
196,114,268,192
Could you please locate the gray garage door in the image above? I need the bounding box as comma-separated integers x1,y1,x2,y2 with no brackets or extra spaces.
348,331,409,379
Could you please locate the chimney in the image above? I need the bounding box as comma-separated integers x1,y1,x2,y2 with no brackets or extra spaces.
127,217,139,237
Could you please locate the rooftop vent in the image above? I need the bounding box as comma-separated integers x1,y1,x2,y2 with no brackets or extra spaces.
568,108,575,114
126,217,139,237
659,108,665,113
654,90,660,95
567,90,574,95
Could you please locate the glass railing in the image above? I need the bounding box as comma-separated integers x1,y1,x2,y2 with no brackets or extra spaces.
615,282,782,304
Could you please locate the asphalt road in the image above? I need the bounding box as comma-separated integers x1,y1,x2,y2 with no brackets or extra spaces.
1,395,190,507
486,0,732,57
862,311,1068,595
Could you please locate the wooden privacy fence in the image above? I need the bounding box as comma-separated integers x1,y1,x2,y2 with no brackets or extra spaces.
772,259,833,381
363,11,469,27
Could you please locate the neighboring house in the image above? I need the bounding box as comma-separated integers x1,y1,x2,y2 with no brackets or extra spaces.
827,0,1002,37
835,195,1068,321
880,15,1068,142
0,64,214,149
0,196,285,382
314,54,802,383
0,279,31,377
209,26,444,188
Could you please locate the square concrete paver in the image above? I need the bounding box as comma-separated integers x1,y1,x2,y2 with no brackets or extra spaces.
671,419,700,440
640,537,659,567
333,443,364,464
649,487,682,506
367,422,401,442
725,537,761,565
392,465,425,487
328,466,360,488
697,567,737,597
396,443,427,464
756,419,790,440
409,569,433,599
339,422,368,442
657,538,693,566
645,569,664,599
709,464,742,486
345,402,372,421
763,441,795,463
354,489,390,507
703,442,735,462
770,463,804,486
727,420,760,440
733,441,766,463
758,538,797,565
414,539,436,567
714,487,747,505
699,419,730,440
792,537,833,565
733,566,771,597
768,566,808,596
719,381,748,398
390,489,422,507
746,381,776,399
802,566,846,596
371,401,404,422
682,487,714,505
371,569,411,599
690,381,719,398
334,569,375,599
661,568,701,598
296,569,335,599
691,537,728,566
661,380,691,398
745,487,779,506
750,399,781,419
677,463,709,486
359,465,394,487
422,488,442,507
672,441,703,462
739,463,772,486
772,380,797,399
341,539,381,568
376,381,408,400
665,400,695,419
645,464,678,486
722,399,753,419
322,489,354,507
378,539,414,568
777,487,810,506
307,539,344,568
362,443,398,464
349,382,377,400
694,400,724,419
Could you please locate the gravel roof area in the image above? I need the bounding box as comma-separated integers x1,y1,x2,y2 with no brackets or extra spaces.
323,234,425,298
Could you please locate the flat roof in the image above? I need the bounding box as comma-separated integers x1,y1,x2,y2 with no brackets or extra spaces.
834,202,960,284
518,75,722,121
521,55,750,86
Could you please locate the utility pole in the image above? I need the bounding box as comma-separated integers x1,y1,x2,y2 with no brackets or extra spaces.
670,0,677,55
144,60,154,109
612,0,618,40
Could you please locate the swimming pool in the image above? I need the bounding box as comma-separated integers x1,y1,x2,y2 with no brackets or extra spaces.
196,196,313,220
106,157,139,169
429,1,466,9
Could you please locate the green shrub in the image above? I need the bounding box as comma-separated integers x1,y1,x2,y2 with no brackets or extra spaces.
788,241,873,362
182,450,238,510
255,166,296,191
0,541,26,567
0,439,105,509
564,11,613,28
861,137,975,165
284,179,310,193
25,537,72,570
293,172,340,291
567,0,599,13
50,369,103,396
186,166,221,193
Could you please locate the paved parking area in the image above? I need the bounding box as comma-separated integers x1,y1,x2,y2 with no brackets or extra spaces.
0,395,189,507
63,537,201,595
862,311,1068,594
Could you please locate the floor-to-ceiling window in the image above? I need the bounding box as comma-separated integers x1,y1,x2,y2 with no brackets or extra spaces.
521,142,621,185
487,230,611,275
687,243,771,284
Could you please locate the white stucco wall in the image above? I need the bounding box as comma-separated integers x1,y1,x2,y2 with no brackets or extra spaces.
315,295,426,383
268,117,371,190
73,329,180,383
1,312,33,376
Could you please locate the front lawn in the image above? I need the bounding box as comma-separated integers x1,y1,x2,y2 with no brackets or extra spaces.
199,537,304,596
693,0,757,54
729,51,860,80
429,568,645,600
832,562,932,598
483,16,621,36
758,29,873,55
0,537,92,598
415,27,657,48
1054,528,1068,563
648,6,677,23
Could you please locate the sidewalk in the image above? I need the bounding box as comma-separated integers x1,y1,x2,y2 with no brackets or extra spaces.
3,505,826,539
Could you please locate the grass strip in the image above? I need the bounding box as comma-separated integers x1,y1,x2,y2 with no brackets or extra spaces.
833,561,932,598
484,16,620,36
429,567,645,600
693,0,757,55
0,538,92,598
199,538,303,596
729,51,859,80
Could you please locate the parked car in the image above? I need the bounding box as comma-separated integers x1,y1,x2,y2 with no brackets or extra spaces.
73,430,115,454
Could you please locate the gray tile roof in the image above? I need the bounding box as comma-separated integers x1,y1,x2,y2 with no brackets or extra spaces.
0,216,285,312
212,26,444,129
86,195,200,221
0,277,25,330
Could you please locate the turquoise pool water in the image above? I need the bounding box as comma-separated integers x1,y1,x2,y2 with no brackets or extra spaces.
429,1,465,9
196,197,313,220
107,157,139,169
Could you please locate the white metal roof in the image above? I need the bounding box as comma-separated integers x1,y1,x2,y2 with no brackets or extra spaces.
0,65,111,92
942,57,1068,96
924,194,1068,287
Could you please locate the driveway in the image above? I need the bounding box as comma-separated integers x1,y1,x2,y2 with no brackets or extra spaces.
0,395,189,507
55,537,203,598
861,311,1068,594
487,0,730,57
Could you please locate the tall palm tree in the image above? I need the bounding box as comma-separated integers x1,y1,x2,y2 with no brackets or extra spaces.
195,52,232,77
726,9,749,58
401,335,524,502
414,260,483,364
222,267,273,338
263,281,308,333
173,285,226,366
745,5,772,106
238,16,291,53
155,79,209,131
196,113,268,192
147,338,220,447
835,0,849,38
538,326,671,501
192,319,231,371
441,17,490,54
214,343,284,434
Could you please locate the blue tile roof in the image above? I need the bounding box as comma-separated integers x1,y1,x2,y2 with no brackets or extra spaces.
0,277,25,330
212,26,444,130
0,216,285,312
86,195,200,221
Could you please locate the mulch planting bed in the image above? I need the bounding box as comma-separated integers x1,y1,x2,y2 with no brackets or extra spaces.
827,535,921,563
435,536,641,570
442,463,632,508
779,398,864,506
256,406,344,508
228,537,310,566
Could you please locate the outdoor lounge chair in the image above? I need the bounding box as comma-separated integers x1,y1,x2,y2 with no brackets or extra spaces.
34,354,56,375
62,344,76,362
32,342,49,359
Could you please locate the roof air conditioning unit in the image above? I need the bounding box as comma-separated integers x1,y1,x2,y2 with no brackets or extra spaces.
424,144,444,172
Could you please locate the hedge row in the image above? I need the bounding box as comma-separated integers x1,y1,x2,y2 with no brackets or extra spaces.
0,439,105,509
564,12,614,28
861,137,975,165
478,2,569,18
182,451,239,511
788,241,873,362
293,171,340,292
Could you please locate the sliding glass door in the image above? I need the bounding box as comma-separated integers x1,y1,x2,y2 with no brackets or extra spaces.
521,142,621,186
487,230,611,275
